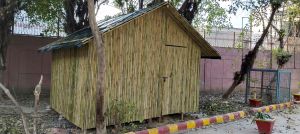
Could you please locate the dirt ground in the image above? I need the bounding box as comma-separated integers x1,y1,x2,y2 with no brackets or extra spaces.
0,94,78,134
199,93,250,116
176,105,300,134
0,92,255,134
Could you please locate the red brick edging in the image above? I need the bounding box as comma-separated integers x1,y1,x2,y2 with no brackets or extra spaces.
125,102,292,134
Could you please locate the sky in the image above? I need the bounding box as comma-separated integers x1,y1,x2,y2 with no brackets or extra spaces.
219,1,251,29
96,4,121,21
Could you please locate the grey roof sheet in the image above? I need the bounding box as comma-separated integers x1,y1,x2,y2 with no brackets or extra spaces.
39,2,167,52
39,2,221,59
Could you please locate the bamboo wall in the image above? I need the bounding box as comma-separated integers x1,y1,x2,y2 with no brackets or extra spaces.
51,7,201,129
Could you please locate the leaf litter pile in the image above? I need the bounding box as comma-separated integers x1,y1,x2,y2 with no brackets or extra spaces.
198,93,250,117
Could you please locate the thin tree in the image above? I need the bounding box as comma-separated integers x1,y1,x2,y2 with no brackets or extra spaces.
222,1,282,99
87,0,107,133
0,0,19,98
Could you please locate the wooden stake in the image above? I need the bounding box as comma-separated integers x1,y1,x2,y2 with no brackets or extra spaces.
181,113,184,121
33,75,43,134
159,116,163,123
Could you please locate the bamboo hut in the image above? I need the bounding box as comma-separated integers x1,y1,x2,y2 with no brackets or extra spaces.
39,2,221,129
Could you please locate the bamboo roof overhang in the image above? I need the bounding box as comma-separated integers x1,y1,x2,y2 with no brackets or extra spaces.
39,2,221,59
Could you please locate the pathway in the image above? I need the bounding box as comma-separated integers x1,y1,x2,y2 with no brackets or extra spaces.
176,106,300,134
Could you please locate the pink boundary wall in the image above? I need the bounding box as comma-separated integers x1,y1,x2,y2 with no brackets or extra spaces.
201,47,300,93
3,35,58,94
3,38,300,94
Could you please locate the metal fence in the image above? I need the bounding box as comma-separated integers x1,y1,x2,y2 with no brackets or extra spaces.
13,11,63,37
199,28,278,50
245,69,291,105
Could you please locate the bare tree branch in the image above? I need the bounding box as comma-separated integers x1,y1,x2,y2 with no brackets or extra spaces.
0,83,30,134
271,23,280,33
95,0,109,15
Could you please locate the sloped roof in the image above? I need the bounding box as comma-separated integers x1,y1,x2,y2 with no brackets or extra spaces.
39,2,221,59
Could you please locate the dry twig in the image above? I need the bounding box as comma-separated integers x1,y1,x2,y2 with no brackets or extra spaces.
0,83,30,134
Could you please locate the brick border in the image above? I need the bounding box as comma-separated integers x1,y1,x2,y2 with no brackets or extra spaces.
250,102,292,114
125,102,292,134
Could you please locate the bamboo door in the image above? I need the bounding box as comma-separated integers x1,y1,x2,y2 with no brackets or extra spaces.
159,45,187,116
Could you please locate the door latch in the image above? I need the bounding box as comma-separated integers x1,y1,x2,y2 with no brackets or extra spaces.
162,76,168,82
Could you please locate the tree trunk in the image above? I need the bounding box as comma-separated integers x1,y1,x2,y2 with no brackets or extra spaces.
139,0,144,9
63,0,94,34
87,0,106,134
222,6,279,99
0,0,17,99
271,24,284,49
63,0,77,34
178,0,200,24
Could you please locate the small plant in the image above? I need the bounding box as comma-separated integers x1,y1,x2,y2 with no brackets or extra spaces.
272,48,292,67
106,99,140,133
249,91,262,107
252,112,273,123
253,112,275,134
234,42,243,49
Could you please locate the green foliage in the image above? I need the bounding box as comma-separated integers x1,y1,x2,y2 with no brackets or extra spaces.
193,0,232,32
169,0,181,8
234,27,248,50
23,0,64,35
229,0,270,15
253,112,273,121
249,14,254,24
25,0,63,22
113,0,232,32
106,99,141,125
114,0,137,14
287,2,300,19
271,0,284,8
278,29,285,38
272,48,292,66
234,42,243,49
